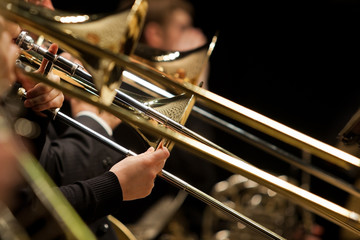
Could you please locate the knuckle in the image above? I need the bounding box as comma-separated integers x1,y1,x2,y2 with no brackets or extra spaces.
38,94,47,103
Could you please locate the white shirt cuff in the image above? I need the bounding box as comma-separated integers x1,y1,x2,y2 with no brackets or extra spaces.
75,111,113,136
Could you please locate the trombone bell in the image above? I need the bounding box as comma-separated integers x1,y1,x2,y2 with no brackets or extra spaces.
1,0,148,105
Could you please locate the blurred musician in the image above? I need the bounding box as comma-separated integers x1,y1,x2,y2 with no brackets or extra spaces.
0,19,22,202
139,0,209,87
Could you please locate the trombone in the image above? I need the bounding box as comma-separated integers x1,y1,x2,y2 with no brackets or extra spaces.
16,86,284,240
2,0,360,238
17,28,360,202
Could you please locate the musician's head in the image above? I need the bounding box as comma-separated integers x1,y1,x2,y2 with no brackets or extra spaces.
140,0,206,52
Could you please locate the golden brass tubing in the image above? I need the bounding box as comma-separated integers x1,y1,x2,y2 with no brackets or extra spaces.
129,68,360,170
22,70,360,236
54,105,286,240
3,1,360,235
123,71,360,199
18,83,285,240
2,0,358,170
16,38,237,159
2,3,355,170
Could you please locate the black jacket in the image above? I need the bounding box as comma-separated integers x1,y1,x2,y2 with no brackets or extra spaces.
2,83,126,239
39,113,126,239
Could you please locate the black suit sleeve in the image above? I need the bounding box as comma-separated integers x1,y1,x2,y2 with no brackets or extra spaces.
3,83,125,225
59,171,123,223
39,115,125,186
38,116,126,222
38,114,126,223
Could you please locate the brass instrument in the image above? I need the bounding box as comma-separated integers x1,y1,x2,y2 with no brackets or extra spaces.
17,30,360,201
15,30,238,156
2,0,360,239
15,87,284,240
202,174,303,240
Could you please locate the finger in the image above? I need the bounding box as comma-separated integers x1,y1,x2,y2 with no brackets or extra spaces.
36,43,58,74
25,72,60,98
37,56,50,75
25,82,52,99
0,16,5,32
158,146,169,156
157,141,164,150
29,92,63,112
25,88,63,109
152,146,170,162
146,147,155,153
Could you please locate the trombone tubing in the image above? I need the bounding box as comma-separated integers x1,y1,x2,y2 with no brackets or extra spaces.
3,1,360,232
124,72,360,199
15,35,239,161
46,104,284,240
4,2,358,170
21,39,360,233
21,40,360,227
23,70,360,236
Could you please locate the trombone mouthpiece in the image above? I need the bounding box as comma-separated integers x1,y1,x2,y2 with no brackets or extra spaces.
16,31,35,51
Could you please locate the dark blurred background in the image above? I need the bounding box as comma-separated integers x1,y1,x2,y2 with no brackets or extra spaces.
51,0,360,238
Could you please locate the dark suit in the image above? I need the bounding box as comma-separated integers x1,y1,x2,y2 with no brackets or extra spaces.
1,84,126,239
40,115,123,186
40,113,127,239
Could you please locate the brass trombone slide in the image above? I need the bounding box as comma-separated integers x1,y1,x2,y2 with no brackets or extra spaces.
1,0,357,171
15,30,236,157
3,0,360,236
18,33,360,202
17,31,360,201
122,72,360,199
16,32,360,238
21,69,360,236
16,32,360,235
17,87,284,240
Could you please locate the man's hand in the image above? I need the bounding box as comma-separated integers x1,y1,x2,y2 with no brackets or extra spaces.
16,43,64,113
110,146,169,201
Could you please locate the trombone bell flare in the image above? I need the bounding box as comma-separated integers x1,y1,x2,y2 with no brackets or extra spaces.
0,0,148,105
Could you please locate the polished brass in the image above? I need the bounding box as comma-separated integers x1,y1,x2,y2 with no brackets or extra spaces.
16,86,284,240
128,92,196,151
123,72,360,199
132,33,217,87
15,31,237,157
17,43,197,151
16,40,285,238
21,69,360,237
2,0,354,169
3,0,360,237
1,0,148,105
107,215,138,240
